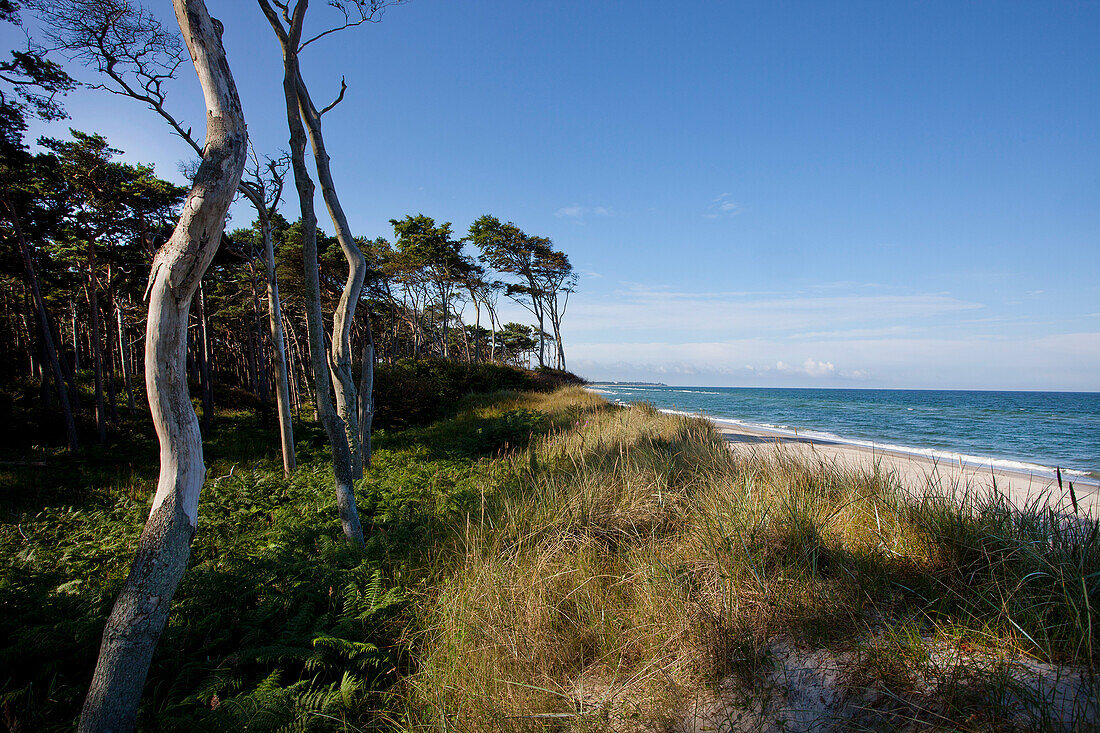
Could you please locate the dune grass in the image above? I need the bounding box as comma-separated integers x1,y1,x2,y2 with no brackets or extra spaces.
399,389,1099,731
1,386,1096,730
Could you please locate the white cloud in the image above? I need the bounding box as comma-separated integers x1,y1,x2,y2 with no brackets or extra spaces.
777,358,836,377
791,326,914,340
555,204,611,219
562,287,982,337
565,333,1100,390
706,193,742,218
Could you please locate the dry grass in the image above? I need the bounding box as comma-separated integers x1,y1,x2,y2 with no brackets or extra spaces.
395,388,1099,731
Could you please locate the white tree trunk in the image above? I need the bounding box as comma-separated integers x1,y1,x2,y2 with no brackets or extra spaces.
117,304,136,410
258,0,364,545
240,183,296,476
295,71,366,471
358,334,374,470
265,231,296,476
78,2,246,729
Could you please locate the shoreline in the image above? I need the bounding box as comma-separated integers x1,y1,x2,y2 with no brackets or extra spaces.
697,413,1100,516
587,387,1098,484
703,414,1099,484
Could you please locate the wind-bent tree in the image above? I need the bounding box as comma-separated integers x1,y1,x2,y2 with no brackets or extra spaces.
469,215,576,370
257,0,401,545
234,154,296,474
78,1,246,729
469,216,550,366
498,322,538,367
390,214,474,359
37,0,297,474
535,247,575,370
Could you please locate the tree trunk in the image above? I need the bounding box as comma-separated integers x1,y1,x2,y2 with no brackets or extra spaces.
77,2,246,729
253,297,269,405
536,312,546,368
195,284,214,433
472,296,481,362
19,298,37,379
240,183,296,475
71,301,81,372
104,269,119,423
550,302,565,370
1,193,79,451
489,312,497,362
285,313,304,416
258,0,364,545
87,251,107,442
358,332,374,470
117,303,136,411
440,286,450,359
245,311,259,394
295,70,366,470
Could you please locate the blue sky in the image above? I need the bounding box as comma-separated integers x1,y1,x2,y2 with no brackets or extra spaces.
13,1,1100,390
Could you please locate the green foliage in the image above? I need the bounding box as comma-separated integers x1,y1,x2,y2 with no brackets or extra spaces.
0,384,578,730
372,357,582,430
0,448,406,730
4,386,1099,730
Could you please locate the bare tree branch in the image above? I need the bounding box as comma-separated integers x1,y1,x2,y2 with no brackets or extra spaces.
297,0,403,51
31,0,202,155
265,155,289,216
319,75,346,116
256,0,292,45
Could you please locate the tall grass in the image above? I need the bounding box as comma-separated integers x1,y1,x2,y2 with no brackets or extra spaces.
2,386,1095,730
401,390,1099,731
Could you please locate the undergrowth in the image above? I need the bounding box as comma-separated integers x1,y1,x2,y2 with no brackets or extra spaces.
400,392,1100,731
1,387,1097,731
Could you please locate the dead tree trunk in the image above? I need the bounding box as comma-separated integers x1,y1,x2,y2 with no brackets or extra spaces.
294,71,370,470
258,0,364,545
358,330,374,470
240,182,296,475
77,2,246,729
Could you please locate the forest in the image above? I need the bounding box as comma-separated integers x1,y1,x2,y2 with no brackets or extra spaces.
4,2,1099,732
0,123,576,455
1,0,583,729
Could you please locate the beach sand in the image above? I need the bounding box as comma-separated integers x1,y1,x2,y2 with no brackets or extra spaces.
712,419,1100,517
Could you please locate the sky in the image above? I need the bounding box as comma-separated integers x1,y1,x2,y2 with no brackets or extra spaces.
9,1,1100,390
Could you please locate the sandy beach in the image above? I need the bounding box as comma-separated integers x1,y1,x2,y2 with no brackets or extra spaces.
711,418,1100,517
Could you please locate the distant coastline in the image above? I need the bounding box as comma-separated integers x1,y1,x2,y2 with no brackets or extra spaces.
588,381,668,387
585,383,1100,479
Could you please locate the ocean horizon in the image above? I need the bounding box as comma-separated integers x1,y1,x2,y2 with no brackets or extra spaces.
586,384,1100,483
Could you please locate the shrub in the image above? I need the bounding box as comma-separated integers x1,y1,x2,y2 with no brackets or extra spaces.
372,358,583,430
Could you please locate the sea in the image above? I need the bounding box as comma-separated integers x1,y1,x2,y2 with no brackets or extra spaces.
586,384,1100,484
